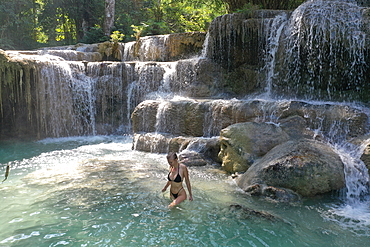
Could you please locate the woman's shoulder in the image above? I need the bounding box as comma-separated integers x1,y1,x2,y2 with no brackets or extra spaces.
179,163,188,171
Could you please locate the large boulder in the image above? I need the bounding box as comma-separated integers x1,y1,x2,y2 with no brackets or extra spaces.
237,139,345,197
132,133,171,153
218,122,290,173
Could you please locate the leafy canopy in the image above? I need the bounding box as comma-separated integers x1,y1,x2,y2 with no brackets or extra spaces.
0,0,304,50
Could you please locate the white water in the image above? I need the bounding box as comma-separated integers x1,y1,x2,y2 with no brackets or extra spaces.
155,100,171,133
282,0,366,99
261,13,288,97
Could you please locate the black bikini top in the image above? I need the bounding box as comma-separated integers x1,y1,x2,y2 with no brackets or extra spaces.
168,166,182,183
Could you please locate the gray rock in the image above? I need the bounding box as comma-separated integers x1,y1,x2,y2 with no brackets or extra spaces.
219,122,289,173
229,204,280,221
179,150,208,166
237,139,345,197
244,184,301,203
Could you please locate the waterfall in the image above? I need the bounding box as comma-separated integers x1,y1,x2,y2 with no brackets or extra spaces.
261,13,288,98
70,62,97,136
285,0,370,204
36,60,80,137
200,32,210,58
281,0,367,100
336,142,370,203
310,102,370,204
155,100,171,133
126,81,136,132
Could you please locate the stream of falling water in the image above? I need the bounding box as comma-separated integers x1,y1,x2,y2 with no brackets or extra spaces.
281,0,367,100
260,13,288,97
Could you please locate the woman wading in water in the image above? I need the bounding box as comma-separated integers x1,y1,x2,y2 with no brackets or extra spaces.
162,152,193,208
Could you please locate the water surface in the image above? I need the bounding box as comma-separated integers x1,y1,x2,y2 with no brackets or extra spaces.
0,136,369,247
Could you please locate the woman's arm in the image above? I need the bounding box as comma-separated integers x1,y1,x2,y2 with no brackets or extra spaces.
183,165,193,201
162,181,171,192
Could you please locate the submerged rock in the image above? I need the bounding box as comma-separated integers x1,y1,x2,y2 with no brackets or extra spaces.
237,139,345,197
243,183,301,203
219,122,289,173
229,204,280,221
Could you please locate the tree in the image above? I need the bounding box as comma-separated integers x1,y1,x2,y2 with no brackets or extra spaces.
131,0,227,36
38,0,104,45
0,0,39,49
103,0,115,37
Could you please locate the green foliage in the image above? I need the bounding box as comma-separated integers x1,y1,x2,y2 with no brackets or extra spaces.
39,0,104,45
79,26,109,44
235,2,261,14
0,38,15,50
98,40,121,61
0,0,306,49
131,23,149,41
0,0,39,49
110,30,125,43
151,0,227,34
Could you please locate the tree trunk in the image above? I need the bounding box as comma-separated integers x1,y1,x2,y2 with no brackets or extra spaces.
103,0,115,37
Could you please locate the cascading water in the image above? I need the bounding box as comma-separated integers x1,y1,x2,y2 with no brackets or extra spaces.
237,0,370,208
280,0,370,206
1,0,370,245
278,0,368,100
260,13,288,97
86,62,134,134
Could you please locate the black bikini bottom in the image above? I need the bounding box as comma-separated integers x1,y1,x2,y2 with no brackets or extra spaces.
171,187,183,199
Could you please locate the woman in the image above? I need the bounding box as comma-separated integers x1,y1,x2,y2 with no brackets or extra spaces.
162,152,193,208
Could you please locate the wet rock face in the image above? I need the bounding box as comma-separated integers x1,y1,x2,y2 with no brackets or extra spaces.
204,11,290,96
131,98,369,152
132,133,171,153
237,139,345,197
178,150,208,166
218,122,290,172
206,11,290,70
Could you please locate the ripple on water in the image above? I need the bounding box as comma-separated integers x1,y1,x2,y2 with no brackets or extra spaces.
1,137,370,247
